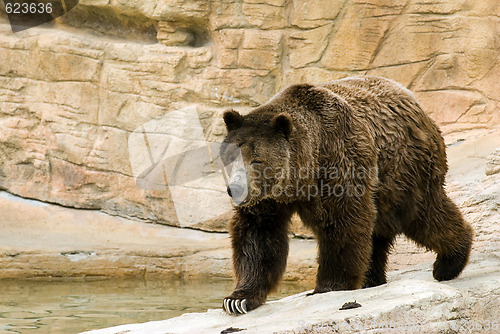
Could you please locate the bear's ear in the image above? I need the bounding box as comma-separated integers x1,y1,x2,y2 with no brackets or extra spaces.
223,110,244,132
271,113,293,139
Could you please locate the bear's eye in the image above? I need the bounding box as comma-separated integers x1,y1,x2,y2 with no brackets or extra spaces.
251,160,262,165
237,142,245,147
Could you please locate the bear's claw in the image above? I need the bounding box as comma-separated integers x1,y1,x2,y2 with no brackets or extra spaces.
223,298,248,315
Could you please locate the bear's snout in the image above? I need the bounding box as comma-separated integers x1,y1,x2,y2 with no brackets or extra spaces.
227,169,249,205
227,184,245,199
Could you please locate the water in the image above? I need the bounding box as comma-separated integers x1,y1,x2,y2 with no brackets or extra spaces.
0,277,310,334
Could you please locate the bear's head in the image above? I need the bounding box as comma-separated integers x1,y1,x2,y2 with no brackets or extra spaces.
220,109,293,207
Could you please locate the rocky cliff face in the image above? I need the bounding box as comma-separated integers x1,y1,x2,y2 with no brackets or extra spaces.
0,0,498,231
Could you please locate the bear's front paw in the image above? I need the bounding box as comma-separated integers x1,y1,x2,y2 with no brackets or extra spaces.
223,296,262,315
223,297,248,315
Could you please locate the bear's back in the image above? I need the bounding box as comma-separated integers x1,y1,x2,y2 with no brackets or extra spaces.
321,76,445,167
320,76,448,216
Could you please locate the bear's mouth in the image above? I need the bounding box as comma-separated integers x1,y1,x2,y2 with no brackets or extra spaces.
232,196,250,207
240,198,250,205
227,179,250,206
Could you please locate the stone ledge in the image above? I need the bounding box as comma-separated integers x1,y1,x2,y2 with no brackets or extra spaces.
81,253,500,334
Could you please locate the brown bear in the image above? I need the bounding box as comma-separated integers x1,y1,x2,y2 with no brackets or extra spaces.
219,75,473,315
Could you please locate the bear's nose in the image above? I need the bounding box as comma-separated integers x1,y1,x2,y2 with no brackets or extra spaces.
227,184,245,199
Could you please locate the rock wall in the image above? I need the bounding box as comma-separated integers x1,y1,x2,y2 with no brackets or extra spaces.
0,0,498,231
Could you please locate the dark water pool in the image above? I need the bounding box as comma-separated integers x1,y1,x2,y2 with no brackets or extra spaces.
0,277,310,334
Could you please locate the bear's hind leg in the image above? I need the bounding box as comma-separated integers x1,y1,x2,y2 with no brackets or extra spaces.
364,234,395,288
405,191,473,281
312,222,373,293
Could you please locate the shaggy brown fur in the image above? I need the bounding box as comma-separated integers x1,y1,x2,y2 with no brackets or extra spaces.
220,76,473,315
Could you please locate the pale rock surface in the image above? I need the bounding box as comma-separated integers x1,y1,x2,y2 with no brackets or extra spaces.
81,253,500,334
0,190,316,280
0,0,498,232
